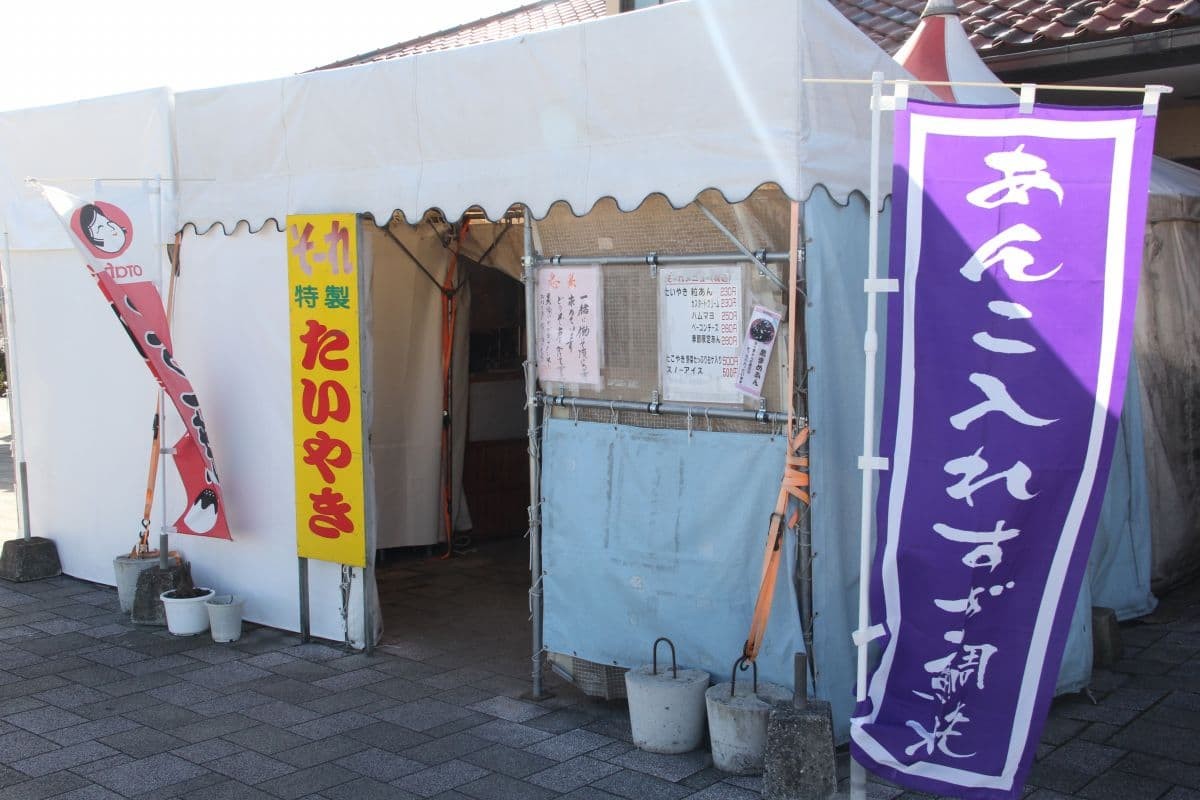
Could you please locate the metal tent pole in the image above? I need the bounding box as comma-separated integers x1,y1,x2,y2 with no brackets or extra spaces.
0,230,30,542
523,208,545,699
535,251,789,268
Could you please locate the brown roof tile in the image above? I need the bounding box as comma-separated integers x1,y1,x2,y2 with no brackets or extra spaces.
315,0,1200,67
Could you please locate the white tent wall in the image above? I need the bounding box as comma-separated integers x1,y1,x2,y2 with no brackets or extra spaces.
173,226,368,646
365,219,471,549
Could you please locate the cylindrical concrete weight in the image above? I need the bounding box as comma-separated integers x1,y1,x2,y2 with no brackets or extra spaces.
705,681,791,775
625,665,711,754
114,555,175,613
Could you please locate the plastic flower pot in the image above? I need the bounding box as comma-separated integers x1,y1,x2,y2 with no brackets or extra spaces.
205,594,244,643
159,587,214,636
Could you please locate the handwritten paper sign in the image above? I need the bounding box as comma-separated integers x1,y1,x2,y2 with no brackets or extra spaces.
287,214,367,567
536,266,601,387
735,305,782,398
659,266,742,403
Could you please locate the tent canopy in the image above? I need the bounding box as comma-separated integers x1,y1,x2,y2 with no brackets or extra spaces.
0,0,919,246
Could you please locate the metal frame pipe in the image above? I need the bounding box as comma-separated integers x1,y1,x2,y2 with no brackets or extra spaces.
523,209,545,699
535,252,789,268
0,230,31,541
539,393,790,425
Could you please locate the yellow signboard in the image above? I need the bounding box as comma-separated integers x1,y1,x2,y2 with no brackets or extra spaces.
286,214,366,567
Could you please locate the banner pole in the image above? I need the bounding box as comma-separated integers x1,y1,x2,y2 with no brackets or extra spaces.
151,177,172,569
851,70,887,800
0,230,30,541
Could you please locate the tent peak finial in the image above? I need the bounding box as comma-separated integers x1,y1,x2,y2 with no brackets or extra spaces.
921,0,959,18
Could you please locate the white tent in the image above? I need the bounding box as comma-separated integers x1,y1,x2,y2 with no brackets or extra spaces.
0,0,913,676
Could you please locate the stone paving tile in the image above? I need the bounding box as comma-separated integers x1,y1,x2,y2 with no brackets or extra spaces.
99,725,185,757
458,771,559,800
367,676,439,702
45,716,140,747
333,746,424,781
27,618,88,635
528,754,623,792
1109,720,1200,764
1144,703,1200,731
243,652,299,669
241,700,321,728
16,656,99,680
1,771,92,800
147,680,222,707
55,786,126,800
1117,752,1200,790
377,698,477,732
611,747,712,782
1079,769,1172,799
402,732,492,765
527,728,616,761
281,643,347,662
394,759,491,797
79,624,131,639
527,708,596,734
0,697,47,715
73,691,159,720
172,739,243,764
557,789,626,800
122,702,205,731
77,646,144,667
301,688,383,714
321,775,423,800
688,783,764,799
3,706,88,733
93,671,180,698
287,709,376,740
9,741,119,778
344,721,432,752
182,661,273,688
246,677,327,705
592,767,693,800
64,753,134,777
462,742,556,778
88,753,208,796
172,712,260,743
29,684,107,709
0,675,68,701
192,689,275,717
312,668,390,691
273,735,367,768
467,695,549,723
223,723,313,755
207,750,295,784
255,763,357,799
59,664,134,688
1163,789,1200,800
183,645,245,664
463,719,552,749
117,653,197,676
186,778,279,800
422,712,494,739
272,660,341,682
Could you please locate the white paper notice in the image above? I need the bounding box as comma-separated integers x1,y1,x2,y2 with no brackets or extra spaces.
735,305,782,398
659,266,742,403
536,265,602,387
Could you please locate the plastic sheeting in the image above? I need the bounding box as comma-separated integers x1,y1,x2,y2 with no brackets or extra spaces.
541,418,806,692
1137,166,1200,589
171,0,913,230
803,187,1155,741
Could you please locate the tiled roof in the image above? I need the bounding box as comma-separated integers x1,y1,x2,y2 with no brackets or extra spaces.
318,0,607,69
829,0,926,55
318,0,1200,70
831,0,1200,54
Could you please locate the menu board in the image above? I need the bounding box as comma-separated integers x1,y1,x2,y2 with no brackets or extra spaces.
658,266,742,403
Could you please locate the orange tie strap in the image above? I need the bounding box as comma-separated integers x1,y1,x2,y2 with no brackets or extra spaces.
742,426,810,662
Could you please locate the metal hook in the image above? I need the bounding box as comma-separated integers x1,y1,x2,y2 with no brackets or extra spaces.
610,401,619,429
652,637,678,679
730,655,758,698
572,402,580,426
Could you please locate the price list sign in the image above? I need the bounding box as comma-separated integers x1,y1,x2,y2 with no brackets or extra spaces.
658,266,742,403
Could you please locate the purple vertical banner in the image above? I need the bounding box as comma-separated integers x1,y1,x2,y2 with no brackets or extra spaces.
850,101,1156,798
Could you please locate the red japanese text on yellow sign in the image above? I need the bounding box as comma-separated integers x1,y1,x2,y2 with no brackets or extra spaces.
287,214,366,567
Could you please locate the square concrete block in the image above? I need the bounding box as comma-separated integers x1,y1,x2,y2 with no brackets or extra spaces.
763,701,837,800
0,537,62,582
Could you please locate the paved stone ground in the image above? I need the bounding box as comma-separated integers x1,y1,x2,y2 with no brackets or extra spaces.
1,397,1199,799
